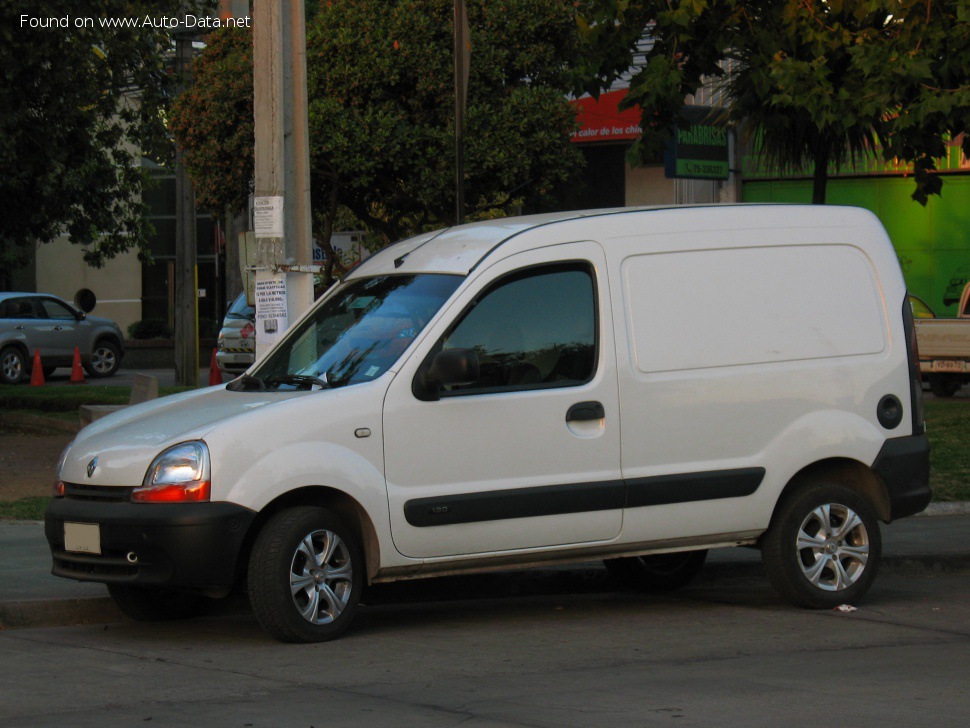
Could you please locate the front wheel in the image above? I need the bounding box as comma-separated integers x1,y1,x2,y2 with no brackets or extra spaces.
762,484,881,609
84,340,121,378
248,506,363,643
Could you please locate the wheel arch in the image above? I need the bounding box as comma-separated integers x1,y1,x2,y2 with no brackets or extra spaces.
773,457,891,526
237,485,382,585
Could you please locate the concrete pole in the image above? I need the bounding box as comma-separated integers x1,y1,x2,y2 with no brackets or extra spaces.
174,34,199,387
252,0,314,360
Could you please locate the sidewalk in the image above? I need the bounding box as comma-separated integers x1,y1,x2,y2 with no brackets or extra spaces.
2,506,969,630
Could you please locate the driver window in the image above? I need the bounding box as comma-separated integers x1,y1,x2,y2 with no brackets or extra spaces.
38,299,76,320
442,263,596,394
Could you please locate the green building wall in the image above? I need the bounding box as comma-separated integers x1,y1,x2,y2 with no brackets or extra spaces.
743,175,970,316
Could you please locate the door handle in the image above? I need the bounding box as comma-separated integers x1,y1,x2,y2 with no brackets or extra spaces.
15,325,25,330
566,401,605,422
53,326,64,331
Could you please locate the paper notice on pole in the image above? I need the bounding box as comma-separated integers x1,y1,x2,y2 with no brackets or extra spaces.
253,196,284,238
255,271,288,352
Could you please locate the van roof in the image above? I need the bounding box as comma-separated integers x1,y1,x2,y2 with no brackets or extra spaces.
346,204,882,278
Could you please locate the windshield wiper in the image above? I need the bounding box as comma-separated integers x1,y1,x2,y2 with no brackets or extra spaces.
226,374,266,392
265,374,331,391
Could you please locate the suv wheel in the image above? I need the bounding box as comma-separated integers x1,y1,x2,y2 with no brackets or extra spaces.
84,340,121,378
1,346,26,384
762,483,881,608
248,506,363,643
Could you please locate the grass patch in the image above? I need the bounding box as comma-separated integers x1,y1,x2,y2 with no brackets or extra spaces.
0,497,51,521
0,384,189,413
925,399,970,502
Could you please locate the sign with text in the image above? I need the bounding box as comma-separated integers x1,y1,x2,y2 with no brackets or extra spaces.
253,196,284,238
255,271,288,354
665,108,730,180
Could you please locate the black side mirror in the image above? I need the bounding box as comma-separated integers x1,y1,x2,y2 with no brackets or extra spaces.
413,348,480,401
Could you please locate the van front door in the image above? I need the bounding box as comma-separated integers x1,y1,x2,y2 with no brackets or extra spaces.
383,243,622,559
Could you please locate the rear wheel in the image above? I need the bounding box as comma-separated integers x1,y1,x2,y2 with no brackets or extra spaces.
762,484,881,608
0,346,26,384
606,550,708,592
107,584,206,621
248,506,363,643
928,375,962,398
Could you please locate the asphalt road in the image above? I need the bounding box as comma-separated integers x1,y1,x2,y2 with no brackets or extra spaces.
1,563,968,727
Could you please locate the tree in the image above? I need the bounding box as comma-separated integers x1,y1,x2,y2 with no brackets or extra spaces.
308,0,584,244
169,25,253,220
0,1,208,284
170,0,585,283
577,0,970,204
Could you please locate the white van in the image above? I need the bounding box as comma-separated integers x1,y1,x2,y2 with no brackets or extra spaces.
45,205,930,642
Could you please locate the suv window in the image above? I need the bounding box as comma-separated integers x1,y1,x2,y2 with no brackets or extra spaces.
38,298,77,320
441,263,596,394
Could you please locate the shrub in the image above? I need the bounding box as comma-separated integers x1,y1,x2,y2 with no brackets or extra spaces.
127,319,173,339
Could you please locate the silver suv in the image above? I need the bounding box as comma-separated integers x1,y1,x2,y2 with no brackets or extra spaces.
0,292,125,384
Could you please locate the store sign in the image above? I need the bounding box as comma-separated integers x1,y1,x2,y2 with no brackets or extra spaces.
665,111,729,180
570,89,643,143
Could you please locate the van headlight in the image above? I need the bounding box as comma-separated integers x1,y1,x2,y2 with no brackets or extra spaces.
133,441,211,503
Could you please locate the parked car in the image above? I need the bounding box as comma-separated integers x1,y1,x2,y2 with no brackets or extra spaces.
0,292,125,384
216,292,256,378
914,281,970,397
45,205,929,643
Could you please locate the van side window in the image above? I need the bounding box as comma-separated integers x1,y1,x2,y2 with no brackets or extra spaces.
442,263,597,394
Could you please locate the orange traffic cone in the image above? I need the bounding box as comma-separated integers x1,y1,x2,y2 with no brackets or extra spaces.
69,347,86,384
30,350,45,386
208,348,223,386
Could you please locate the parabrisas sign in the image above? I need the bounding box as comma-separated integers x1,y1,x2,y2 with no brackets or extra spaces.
666,120,730,181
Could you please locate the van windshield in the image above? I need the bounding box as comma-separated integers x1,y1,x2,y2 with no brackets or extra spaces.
231,274,462,391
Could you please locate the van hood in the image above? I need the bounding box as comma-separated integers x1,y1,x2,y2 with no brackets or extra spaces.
61,386,301,486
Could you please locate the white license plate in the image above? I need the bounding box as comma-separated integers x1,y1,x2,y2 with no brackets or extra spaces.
929,360,968,373
64,522,101,555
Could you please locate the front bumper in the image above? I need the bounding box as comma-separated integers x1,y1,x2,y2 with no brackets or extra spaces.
872,433,932,522
45,496,256,596
216,349,254,374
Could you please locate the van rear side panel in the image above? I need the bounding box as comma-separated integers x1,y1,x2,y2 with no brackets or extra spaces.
623,244,887,373
612,225,906,543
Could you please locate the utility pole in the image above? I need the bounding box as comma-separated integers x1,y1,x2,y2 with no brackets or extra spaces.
453,0,470,226
174,32,199,387
252,0,314,359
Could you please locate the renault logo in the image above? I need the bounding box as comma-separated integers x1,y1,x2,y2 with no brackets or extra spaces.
86,457,99,478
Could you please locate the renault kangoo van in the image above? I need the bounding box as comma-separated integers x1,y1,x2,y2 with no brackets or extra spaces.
46,205,930,642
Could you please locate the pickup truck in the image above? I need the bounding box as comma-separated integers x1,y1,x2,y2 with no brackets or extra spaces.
915,281,970,397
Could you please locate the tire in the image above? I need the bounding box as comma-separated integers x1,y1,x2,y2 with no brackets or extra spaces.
107,584,206,621
762,484,881,609
928,375,962,398
0,346,26,385
84,339,121,378
248,506,364,643
606,550,708,592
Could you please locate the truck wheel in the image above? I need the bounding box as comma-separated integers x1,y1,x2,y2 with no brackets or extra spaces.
606,550,707,591
1,346,26,384
762,484,881,609
248,506,363,643
928,375,962,398
107,584,205,621
84,340,121,378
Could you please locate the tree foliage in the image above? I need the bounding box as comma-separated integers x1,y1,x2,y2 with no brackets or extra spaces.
169,25,253,218
0,0,208,280
171,0,584,259
577,0,970,204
